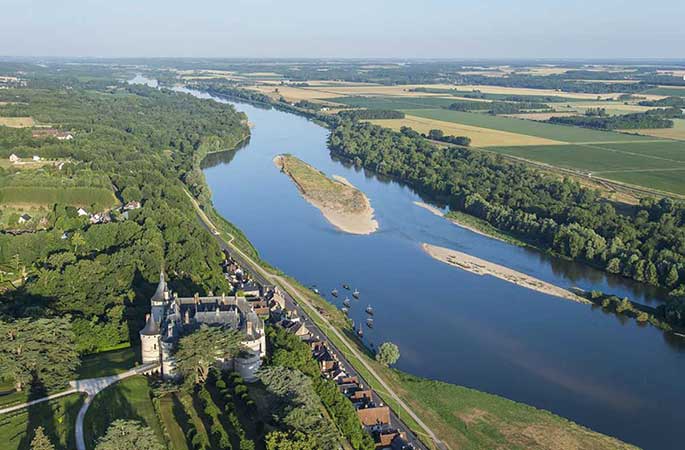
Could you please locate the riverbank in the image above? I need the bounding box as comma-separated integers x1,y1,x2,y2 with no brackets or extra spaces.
274,154,378,235
422,243,589,303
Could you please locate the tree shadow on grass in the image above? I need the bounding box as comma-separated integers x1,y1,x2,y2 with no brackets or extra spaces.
82,380,142,448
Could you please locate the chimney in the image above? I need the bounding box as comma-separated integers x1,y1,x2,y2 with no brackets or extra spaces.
247,320,253,336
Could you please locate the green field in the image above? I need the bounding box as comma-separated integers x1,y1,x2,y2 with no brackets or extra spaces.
77,346,137,379
640,87,685,96
489,140,685,194
410,87,587,102
330,95,480,110
406,109,656,143
0,394,83,450
83,375,165,448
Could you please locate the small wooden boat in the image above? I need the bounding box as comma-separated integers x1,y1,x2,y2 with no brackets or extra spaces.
343,298,351,307
331,289,339,297
342,284,350,290
366,318,374,328
352,289,360,299
365,305,374,315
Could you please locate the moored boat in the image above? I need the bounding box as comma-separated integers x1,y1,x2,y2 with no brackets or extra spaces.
331,289,338,297
343,283,350,290
365,305,374,315
343,298,351,307
366,318,374,328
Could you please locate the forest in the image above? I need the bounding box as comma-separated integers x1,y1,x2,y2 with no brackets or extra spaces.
548,107,683,129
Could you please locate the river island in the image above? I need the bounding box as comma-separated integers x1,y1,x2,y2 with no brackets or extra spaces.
274,154,379,235
422,243,590,303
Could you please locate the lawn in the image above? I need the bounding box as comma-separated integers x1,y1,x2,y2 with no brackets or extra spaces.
83,375,165,448
330,95,479,110
0,394,83,450
77,346,138,379
405,109,656,143
158,395,190,450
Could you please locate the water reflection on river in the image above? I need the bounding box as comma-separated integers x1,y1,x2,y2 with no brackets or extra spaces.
173,84,685,449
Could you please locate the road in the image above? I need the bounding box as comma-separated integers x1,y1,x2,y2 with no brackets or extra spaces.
0,363,158,450
187,192,445,450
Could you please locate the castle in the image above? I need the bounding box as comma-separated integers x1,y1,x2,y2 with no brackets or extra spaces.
139,271,267,382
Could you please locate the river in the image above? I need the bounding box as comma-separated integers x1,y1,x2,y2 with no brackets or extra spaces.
164,81,684,449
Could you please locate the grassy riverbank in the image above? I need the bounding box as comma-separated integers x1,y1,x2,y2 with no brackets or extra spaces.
274,154,378,234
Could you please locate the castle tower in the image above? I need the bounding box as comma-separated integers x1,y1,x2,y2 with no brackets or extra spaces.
140,313,161,365
150,270,169,324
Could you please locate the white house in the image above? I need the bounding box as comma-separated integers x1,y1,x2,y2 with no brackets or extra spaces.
77,208,89,216
9,154,19,163
18,214,31,224
32,155,41,161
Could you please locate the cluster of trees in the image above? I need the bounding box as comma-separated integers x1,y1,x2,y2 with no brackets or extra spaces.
638,96,685,108
338,109,405,120
327,120,685,296
549,107,683,129
584,290,671,331
461,73,652,94
423,128,471,146
267,326,375,450
0,82,249,374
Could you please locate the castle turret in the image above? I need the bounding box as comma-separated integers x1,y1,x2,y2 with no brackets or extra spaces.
150,271,169,323
140,313,161,365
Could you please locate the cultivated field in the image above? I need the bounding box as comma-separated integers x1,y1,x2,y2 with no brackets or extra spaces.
630,119,685,140
0,116,34,128
640,86,685,97
331,95,476,110
405,109,654,143
369,115,564,147
488,141,685,195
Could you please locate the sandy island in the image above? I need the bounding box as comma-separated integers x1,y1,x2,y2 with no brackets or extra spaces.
422,243,589,304
275,155,378,235
413,201,506,242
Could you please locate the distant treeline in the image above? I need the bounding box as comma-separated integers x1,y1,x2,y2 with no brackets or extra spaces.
549,107,683,129
638,96,685,108
411,87,581,103
338,109,405,120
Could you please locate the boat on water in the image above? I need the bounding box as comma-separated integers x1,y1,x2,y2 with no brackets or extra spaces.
341,307,349,314
366,318,374,328
352,289,360,299
343,298,351,307
357,326,364,337
331,289,339,297
342,284,350,290
311,286,320,294
365,305,374,315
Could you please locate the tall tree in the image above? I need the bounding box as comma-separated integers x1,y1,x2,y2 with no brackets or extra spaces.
174,324,243,385
0,317,79,391
376,342,400,367
30,426,55,450
94,420,164,450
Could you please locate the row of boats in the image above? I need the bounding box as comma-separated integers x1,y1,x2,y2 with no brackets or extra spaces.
311,283,374,336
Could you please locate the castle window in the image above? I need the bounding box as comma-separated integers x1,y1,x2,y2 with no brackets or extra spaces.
154,344,157,350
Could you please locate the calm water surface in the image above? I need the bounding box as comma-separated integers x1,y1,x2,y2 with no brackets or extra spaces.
177,86,683,450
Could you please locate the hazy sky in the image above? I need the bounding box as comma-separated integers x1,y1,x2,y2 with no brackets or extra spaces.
1,0,683,58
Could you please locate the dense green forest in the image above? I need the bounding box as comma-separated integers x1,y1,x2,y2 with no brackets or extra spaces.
0,83,249,355
327,120,685,310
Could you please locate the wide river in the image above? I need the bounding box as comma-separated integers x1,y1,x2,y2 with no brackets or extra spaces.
173,83,684,449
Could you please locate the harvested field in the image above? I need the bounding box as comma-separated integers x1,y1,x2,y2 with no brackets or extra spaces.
405,109,655,143
504,112,579,121
449,84,623,100
629,119,685,140
0,117,34,128
369,115,564,147
248,85,341,101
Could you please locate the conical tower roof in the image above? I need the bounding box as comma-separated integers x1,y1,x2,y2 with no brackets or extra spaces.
140,314,160,336
151,270,167,302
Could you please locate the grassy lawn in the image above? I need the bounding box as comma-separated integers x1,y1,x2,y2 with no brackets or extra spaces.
83,375,165,448
158,395,189,450
0,394,83,450
405,109,654,143
77,346,138,379
629,118,685,141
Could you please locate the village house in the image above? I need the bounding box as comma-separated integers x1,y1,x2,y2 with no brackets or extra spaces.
123,200,141,210
32,155,40,161
9,154,20,163
77,208,89,216
18,213,32,224
31,128,73,140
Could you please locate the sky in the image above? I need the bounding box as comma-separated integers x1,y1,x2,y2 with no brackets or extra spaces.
1,0,683,59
